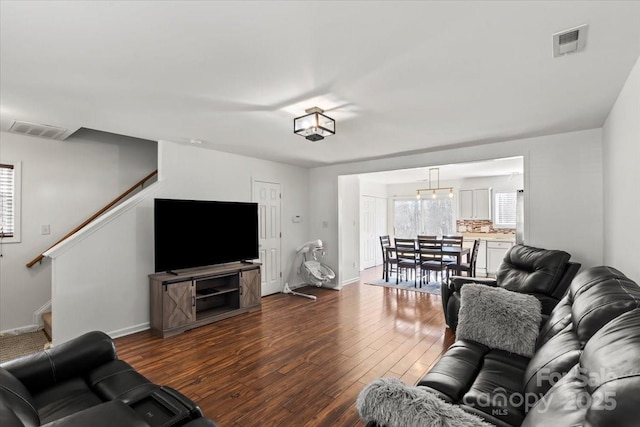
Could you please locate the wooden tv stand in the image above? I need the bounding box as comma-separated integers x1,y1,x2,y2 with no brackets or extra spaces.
149,262,261,338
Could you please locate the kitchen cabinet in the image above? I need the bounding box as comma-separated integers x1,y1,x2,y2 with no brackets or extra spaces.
459,188,492,220
486,240,514,276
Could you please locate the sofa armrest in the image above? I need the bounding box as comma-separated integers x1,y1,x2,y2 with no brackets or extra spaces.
449,276,497,292
41,401,147,427
1,331,117,394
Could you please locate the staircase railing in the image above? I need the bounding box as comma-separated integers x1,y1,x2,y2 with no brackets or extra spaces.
26,170,158,268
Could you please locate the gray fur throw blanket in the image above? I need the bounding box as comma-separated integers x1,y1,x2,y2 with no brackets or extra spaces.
457,283,542,357
356,377,494,427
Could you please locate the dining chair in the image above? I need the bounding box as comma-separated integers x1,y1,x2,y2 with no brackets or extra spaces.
379,235,396,281
417,238,449,285
441,235,464,263
448,239,480,277
441,235,463,246
393,238,419,285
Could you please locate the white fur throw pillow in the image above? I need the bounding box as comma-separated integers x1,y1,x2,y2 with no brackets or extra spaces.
356,377,494,427
457,283,542,357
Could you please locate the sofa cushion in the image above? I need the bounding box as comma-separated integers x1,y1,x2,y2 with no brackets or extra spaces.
357,377,494,427
33,377,103,424
461,353,529,427
1,331,117,395
418,341,530,427
522,308,640,427
457,284,542,357
417,340,489,401
569,266,640,345
523,322,581,397
496,245,570,295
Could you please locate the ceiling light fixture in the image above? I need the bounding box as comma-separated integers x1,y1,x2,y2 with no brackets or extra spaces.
416,168,454,199
293,107,335,142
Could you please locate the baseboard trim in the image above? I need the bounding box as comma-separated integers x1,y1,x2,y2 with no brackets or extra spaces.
0,324,42,336
107,322,150,340
33,301,52,326
341,276,359,286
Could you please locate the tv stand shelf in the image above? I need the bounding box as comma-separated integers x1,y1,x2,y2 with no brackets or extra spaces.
149,262,261,338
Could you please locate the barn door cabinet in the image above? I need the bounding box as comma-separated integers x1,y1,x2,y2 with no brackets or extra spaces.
149,262,261,338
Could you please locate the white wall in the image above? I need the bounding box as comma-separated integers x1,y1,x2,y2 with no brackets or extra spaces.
339,175,360,285
603,57,640,283
47,140,310,344
310,128,604,282
0,130,156,333
359,180,388,199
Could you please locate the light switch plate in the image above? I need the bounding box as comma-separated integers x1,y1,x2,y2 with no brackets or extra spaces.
41,224,51,235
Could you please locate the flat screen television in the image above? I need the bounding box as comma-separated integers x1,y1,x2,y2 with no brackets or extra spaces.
154,198,259,273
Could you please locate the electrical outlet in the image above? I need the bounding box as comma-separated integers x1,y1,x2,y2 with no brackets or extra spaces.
41,224,51,235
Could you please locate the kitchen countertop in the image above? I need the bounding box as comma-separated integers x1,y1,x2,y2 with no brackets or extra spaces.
461,232,516,242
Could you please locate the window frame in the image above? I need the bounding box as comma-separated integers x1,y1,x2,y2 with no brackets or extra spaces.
493,190,517,229
0,161,22,243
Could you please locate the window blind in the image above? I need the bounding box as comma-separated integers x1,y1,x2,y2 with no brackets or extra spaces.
0,164,15,238
494,191,517,227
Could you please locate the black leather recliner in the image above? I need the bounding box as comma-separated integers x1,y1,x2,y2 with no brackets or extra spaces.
441,244,581,331
0,331,219,427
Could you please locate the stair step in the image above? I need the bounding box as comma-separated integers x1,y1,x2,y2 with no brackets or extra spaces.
42,312,52,341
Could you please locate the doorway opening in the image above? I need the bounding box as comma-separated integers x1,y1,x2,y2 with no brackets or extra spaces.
341,156,525,280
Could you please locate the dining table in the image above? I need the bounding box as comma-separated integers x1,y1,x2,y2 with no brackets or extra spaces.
384,239,470,283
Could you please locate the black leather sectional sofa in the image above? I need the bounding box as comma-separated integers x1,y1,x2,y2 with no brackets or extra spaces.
442,244,581,331
417,265,640,426
0,331,218,427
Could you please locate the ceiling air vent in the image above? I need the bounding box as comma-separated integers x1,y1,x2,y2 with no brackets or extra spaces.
8,120,69,140
553,24,588,57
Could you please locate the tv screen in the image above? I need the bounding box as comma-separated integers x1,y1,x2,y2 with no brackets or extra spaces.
154,198,259,273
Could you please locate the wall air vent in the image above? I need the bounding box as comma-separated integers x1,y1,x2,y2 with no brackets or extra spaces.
8,120,69,140
553,24,588,57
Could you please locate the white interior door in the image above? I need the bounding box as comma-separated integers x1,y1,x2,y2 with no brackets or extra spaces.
253,180,281,296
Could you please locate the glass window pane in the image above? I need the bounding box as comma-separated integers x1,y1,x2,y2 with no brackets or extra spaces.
393,200,418,238
420,198,454,236
393,197,455,239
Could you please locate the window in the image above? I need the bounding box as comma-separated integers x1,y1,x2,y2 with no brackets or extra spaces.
393,196,455,238
0,161,21,242
494,191,517,228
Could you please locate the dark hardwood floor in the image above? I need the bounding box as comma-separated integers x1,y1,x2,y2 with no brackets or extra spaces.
114,266,455,427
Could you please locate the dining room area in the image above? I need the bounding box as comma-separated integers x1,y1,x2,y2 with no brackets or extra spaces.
355,157,523,289
379,235,474,287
